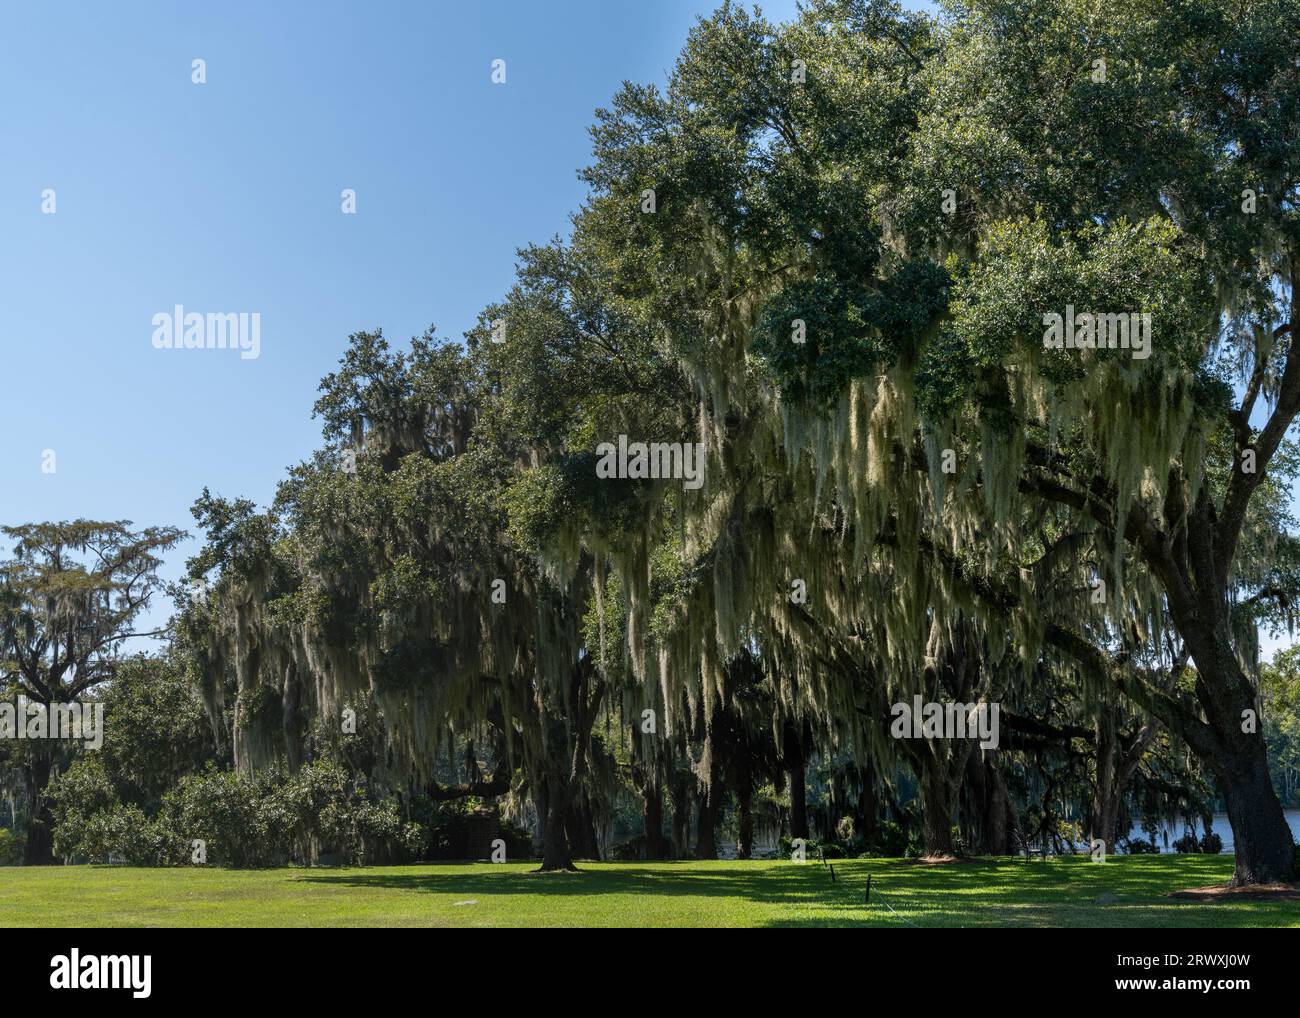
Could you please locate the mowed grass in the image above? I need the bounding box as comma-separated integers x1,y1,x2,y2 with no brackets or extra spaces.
1,855,1295,927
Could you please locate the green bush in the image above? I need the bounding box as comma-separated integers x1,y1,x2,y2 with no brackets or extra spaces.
610,835,646,861
52,759,430,867
80,805,182,866
0,827,23,866
49,754,536,867
405,795,533,861
49,757,126,862
158,761,425,867
158,767,281,867
868,819,912,858
1173,830,1224,855
1172,832,1199,853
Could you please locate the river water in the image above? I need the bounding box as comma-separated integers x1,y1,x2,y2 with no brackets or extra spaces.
1120,808,1300,853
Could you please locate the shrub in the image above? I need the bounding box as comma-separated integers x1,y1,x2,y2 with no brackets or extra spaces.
1172,832,1200,854
158,762,425,867
404,795,532,861
49,757,123,861
51,756,521,867
1172,830,1224,854
610,835,646,861
0,827,23,866
81,805,182,866
158,768,281,867
869,819,912,857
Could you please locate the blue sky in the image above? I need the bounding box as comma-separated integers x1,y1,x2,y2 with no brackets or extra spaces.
0,0,818,641
0,0,1287,659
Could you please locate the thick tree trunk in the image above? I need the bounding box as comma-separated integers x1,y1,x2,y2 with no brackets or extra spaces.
1173,621,1296,883
856,769,879,844
642,778,668,860
281,663,304,772
670,770,691,859
533,658,601,873
539,800,574,871
694,734,723,859
694,786,720,859
1152,498,1295,885
1090,787,1122,856
535,775,576,872
987,759,1008,858
24,753,57,865
1089,704,1122,854
737,783,754,859
787,761,808,840
564,795,601,861
982,757,1012,856
1215,736,1296,886
919,755,955,857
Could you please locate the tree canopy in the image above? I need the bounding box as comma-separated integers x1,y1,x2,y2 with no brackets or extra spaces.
170,0,1299,883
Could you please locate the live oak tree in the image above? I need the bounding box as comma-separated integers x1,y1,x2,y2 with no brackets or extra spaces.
0,521,182,863
183,330,627,871
176,0,1297,882
577,0,1299,882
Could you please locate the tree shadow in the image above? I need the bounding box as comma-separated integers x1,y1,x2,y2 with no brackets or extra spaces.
293,855,1281,928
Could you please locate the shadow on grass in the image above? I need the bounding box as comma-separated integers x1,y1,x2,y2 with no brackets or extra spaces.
295,855,1269,928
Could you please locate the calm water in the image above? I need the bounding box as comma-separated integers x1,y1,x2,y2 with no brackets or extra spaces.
1121,808,1300,854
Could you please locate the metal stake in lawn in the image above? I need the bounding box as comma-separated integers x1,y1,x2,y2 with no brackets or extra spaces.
865,874,871,904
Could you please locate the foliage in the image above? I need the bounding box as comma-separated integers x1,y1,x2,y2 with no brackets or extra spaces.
0,828,23,866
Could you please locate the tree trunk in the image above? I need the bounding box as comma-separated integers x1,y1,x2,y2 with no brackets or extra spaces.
670,771,691,860
1173,621,1296,883
965,754,1011,856
919,755,955,857
536,776,576,872
642,777,668,860
1215,736,1296,885
564,795,601,861
694,785,720,859
1087,694,1150,856
1149,499,1295,885
856,769,879,844
737,783,754,859
1090,706,1123,855
281,663,304,771
24,753,57,865
787,761,808,840
1090,784,1122,857
984,758,1011,856
694,734,723,859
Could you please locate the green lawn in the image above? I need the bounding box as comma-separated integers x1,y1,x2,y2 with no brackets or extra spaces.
1,855,1294,927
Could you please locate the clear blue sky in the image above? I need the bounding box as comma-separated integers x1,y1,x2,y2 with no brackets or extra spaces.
4,1,1287,660
0,0,829,641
